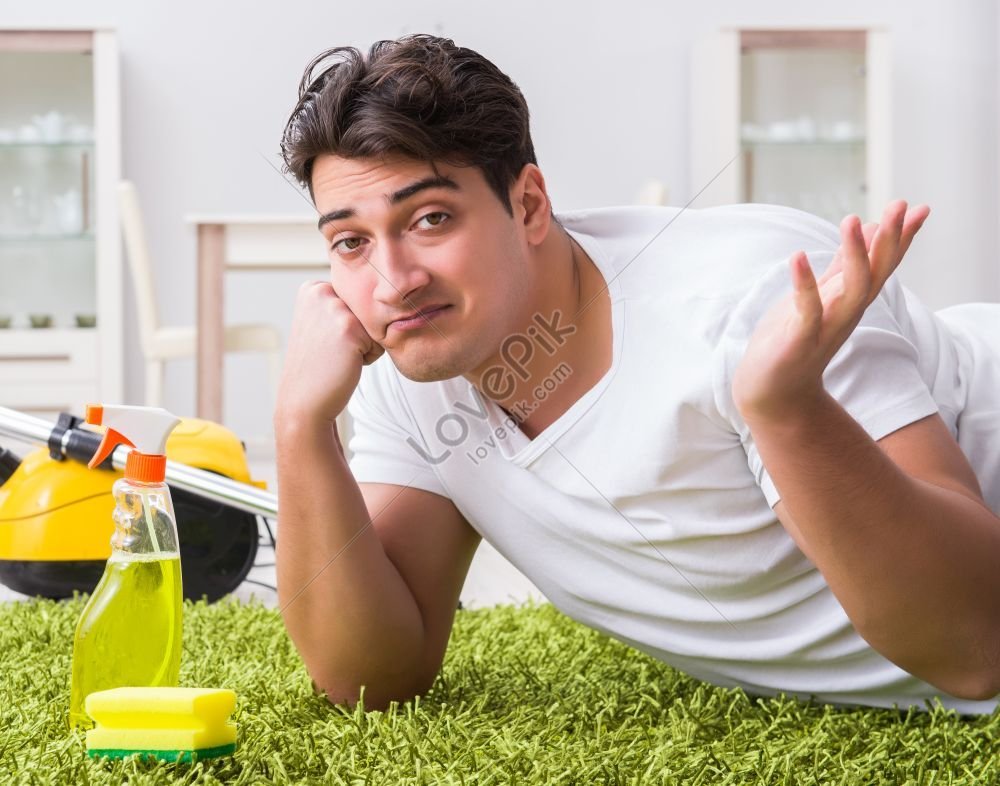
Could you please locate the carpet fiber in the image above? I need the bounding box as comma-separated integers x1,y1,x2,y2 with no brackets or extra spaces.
1,595,997,784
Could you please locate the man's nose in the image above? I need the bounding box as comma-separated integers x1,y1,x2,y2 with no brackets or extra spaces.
371,242,432,306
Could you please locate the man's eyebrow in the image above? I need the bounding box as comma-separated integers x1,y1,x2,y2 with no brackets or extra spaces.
316,175,461,232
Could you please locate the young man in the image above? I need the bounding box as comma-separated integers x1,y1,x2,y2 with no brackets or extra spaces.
275,34,1000,714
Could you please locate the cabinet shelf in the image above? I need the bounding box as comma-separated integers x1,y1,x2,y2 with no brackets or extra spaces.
0,327,97,335
741,137,866,147
0,141,94,149
0,231,95,241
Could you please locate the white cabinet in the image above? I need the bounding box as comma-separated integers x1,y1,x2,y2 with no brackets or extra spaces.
691,28,891,225
0,27,122,418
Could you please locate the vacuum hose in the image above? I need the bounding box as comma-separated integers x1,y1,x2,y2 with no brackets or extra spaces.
0,406,278,519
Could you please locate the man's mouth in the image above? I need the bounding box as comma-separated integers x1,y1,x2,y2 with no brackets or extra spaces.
388,305,452,332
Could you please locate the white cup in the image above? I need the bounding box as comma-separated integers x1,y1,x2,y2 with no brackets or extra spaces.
18,124,41,142
32,111,65,142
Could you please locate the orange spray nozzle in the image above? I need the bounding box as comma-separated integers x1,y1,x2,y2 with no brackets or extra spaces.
86,404,136,469
88,428,135,470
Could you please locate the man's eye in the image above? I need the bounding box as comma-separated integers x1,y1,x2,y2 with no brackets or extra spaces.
417,212,449,228
332,236,364,253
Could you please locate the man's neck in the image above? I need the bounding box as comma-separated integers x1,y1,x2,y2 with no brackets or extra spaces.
465,226,612,440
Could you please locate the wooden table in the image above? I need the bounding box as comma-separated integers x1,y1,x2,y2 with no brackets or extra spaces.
185,214,327,422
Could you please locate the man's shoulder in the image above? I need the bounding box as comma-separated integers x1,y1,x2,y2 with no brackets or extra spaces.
704,202,842,249
555,203,841,305
558,201,838,243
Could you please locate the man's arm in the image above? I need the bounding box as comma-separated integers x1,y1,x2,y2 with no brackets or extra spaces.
276,417,481,710
763,402,1000,701
273,280,480,711
731,200,999,701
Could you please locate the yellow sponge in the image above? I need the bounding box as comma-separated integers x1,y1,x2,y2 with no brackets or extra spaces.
84,687,238,763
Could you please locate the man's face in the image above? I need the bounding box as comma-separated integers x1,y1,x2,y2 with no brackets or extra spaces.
312,154,533,383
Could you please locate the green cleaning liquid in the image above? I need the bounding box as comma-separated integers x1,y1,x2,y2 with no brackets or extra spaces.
68,552,183,729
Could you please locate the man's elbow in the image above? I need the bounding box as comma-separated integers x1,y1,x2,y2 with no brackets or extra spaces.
310,672,436,713
918,662,1000,703
948,629,1000,702
862,618,1000,703
950,670,1000,703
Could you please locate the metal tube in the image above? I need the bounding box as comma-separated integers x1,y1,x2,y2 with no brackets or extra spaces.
161,458,277,518
0,406,278,518
0,407,52,445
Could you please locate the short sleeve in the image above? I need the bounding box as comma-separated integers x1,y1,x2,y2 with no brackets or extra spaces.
345,358,451,499
713,251,940,508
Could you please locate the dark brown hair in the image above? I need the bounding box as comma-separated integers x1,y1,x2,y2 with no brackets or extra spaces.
280,34,538,216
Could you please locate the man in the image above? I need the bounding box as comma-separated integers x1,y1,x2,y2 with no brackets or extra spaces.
275,34,1000,715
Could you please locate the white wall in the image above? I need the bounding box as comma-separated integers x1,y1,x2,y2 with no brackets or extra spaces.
1,0,997,444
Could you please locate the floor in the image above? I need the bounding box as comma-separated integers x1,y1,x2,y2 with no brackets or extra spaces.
0,443,546,611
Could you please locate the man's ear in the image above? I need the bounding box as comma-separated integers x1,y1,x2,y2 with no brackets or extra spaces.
511,163,551,246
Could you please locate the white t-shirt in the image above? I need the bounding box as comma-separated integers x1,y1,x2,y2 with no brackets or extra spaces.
346,203,1000,715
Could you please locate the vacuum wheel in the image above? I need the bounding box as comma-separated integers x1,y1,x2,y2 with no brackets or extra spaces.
172,485,260,603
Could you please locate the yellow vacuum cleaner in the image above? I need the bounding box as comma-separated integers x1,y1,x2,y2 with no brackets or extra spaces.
0,406,279,602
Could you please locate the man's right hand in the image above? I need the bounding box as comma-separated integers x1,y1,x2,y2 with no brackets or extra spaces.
275,280,384,426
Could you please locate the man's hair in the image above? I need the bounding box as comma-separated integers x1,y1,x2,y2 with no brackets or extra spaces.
280,34,538,216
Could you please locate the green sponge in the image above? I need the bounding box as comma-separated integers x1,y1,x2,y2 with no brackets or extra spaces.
84,687,238,762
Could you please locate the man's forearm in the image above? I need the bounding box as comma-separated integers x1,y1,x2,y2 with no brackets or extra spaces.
743,392,1000,700
274,417,426,708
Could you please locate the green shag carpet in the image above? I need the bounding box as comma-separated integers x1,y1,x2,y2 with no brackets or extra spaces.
1,595,997,785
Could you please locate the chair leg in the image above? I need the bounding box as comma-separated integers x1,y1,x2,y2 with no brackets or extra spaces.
145,359,164,407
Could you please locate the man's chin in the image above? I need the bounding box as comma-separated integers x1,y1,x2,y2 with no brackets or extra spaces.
387,350,465,383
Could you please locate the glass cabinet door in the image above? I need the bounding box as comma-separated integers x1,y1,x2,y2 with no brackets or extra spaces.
0,49,97,330
739,30,868,226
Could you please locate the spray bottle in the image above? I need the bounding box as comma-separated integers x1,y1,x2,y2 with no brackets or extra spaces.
68,404,184,730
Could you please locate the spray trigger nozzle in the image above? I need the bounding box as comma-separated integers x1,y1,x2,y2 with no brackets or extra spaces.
84,404,181,481
88,427,136,469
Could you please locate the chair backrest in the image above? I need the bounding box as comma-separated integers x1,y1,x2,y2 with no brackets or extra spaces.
117,180,161,351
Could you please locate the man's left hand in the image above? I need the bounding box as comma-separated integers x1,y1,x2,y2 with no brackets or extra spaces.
732,200,931,422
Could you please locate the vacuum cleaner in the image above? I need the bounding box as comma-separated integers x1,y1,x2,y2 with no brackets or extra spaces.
0,405,279,603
